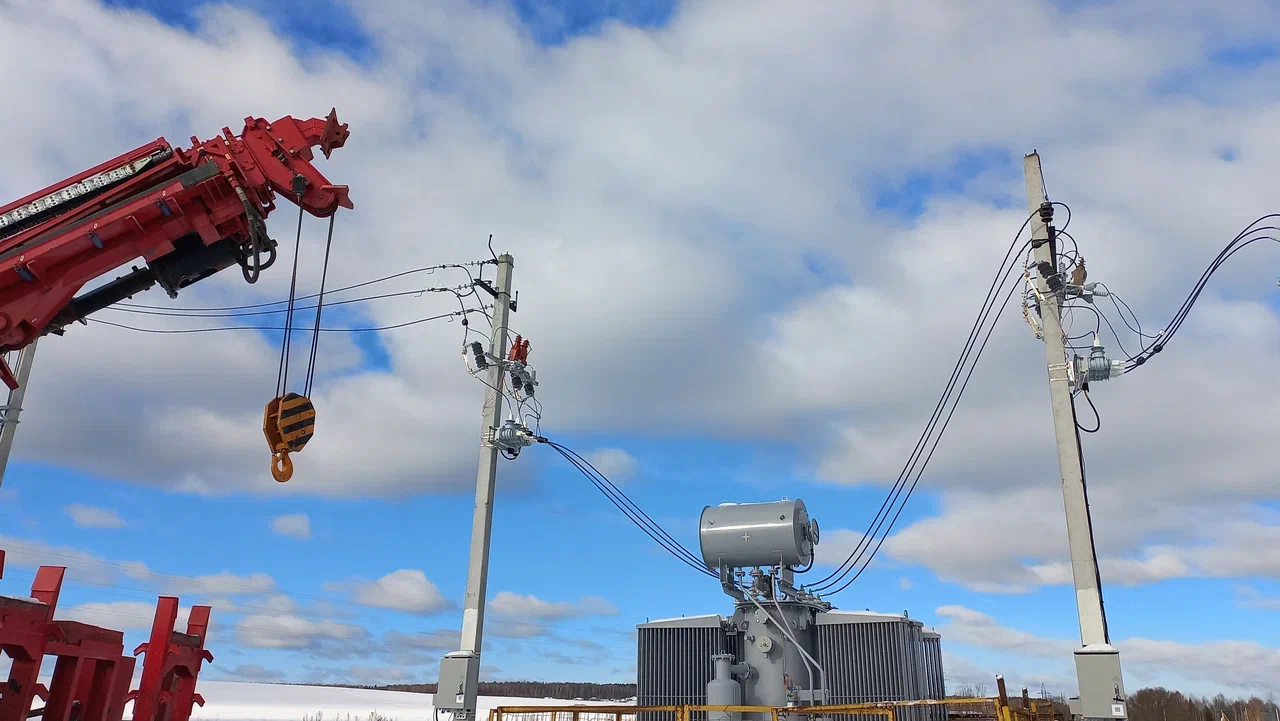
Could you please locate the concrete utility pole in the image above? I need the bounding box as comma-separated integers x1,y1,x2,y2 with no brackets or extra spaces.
1023,153,1126,721
0,338,38,490
433,254,515,720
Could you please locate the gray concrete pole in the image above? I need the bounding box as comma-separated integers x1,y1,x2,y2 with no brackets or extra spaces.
0,338,38,490
437,254,514,720
1024,153,1126,721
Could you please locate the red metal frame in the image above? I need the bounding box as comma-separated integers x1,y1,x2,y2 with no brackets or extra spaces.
0,564,64,721
128,597,213,721
0,556,214,721
0,109,354,357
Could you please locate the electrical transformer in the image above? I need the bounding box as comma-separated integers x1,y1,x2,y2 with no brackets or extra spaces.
638,499,946,721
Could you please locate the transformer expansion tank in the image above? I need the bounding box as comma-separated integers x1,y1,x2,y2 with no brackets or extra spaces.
699,499,817,570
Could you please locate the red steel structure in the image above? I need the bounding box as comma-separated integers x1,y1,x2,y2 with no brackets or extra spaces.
0,551,214,721
0,110,354,388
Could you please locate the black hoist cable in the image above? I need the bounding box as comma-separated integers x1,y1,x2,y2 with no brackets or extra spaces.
303,214,337,397
275,191,306,398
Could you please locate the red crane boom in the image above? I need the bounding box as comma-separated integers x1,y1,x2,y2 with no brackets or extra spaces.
0,110,354,389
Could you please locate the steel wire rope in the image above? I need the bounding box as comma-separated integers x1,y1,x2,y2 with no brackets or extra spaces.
304,214,338,396
821,275,1023,597
807,209,1037,592
275,202,307,397
543,440,713,577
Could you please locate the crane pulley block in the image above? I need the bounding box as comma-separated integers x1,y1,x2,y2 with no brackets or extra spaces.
263,393,316,482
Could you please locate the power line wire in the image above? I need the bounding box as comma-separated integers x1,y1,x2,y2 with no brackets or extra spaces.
821,275,1022,596
541,439,713,578
87,308,487,335
114,263,487,312
1124,216,1280,370
808,209,1037,594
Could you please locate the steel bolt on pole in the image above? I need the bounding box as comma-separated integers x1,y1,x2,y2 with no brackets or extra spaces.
433,254,514,720
1023,153,1126,721
0,338,38,490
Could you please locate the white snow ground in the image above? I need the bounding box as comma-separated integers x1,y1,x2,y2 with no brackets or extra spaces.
191,681,625,721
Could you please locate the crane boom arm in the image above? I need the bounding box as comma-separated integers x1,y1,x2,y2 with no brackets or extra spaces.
0,110,354,387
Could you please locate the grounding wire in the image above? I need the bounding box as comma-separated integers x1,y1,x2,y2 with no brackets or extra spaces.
1075,388,1101,434
808,209,1037,592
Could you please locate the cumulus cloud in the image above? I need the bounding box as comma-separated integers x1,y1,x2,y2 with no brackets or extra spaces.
270,513,312,540
489,591,619,619
59,600,197,633
936,605,1280,696
584,449,639,484
234,613,369,651
63,504,127,529
1,2,1280,688
329,569,452,615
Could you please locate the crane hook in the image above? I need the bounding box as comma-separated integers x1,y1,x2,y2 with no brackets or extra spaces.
263,393,314,483
271,451,294,483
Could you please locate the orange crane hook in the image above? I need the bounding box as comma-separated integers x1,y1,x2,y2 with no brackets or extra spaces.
263,393,316,482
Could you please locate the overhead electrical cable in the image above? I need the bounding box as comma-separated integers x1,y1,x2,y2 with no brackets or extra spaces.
541,438,714,578
113,263,487,312
820,276,1023,597
1124,215,1280,371
549,440,709,573
88,307,487,334
808,209,1039,595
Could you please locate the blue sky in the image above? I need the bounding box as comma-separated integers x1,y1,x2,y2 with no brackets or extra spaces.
3,0,1280,702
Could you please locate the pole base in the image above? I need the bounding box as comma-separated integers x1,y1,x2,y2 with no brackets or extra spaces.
1071,646,1127,721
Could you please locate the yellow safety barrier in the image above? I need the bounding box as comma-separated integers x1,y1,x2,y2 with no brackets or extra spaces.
489,678,1066,721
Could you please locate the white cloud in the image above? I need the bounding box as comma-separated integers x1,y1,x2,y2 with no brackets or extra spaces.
234,613,368,650
489,591,618,619
146,570,277,597
59,600,196,632
332,569,452,615
63,504,127,529
3,3,1280,687
583,449,639,484
899,577,913,591
270,513,312,540
936,605,1280,696
8,0,1276,506
1235,585,1280,611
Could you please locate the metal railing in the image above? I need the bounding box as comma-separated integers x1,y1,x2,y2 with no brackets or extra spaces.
489,681,1065,721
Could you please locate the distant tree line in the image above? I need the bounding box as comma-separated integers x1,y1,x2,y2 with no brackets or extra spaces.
286,681,636,701
1128,688,1278,721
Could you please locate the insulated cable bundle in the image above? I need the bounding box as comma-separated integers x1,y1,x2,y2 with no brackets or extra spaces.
807,208,1042,597
1122,214,1280,371
541,438,715,578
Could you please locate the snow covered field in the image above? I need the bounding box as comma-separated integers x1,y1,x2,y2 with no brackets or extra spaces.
191,681,626,721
